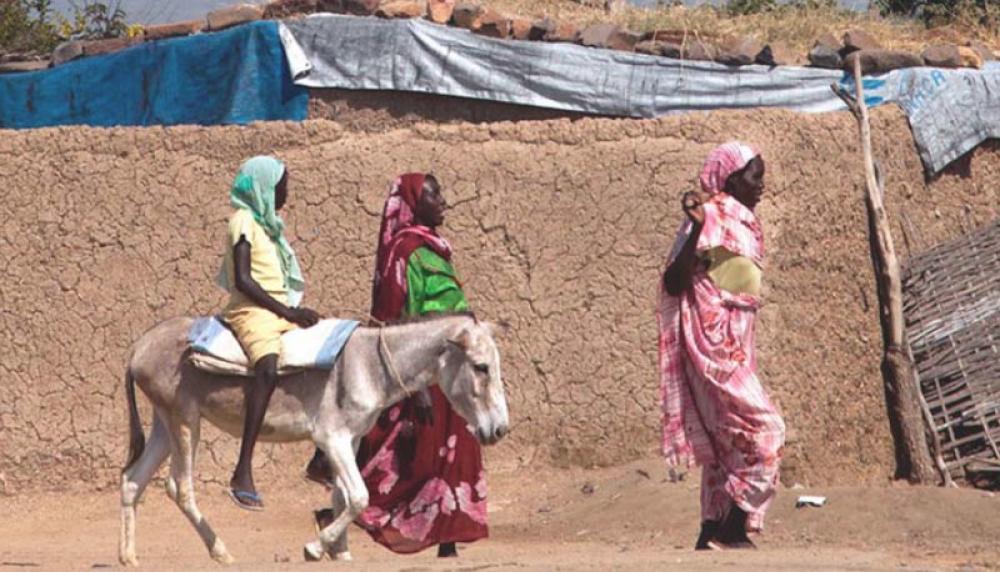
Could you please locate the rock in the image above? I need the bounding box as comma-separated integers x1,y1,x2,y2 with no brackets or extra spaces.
581,483,595,495
143,19,204,40
376,0,423,18
0,52,38,63
808,44,841,69
644,29,719,45
843,49,922,74
813,32,842,52
957,46,984,69
967,40,994,62
756,42,796,66
452,3,484,29
52,40,85,66
316,0,347,12
82,37,137,56
529,18,554,41
579,23,641,52
635,40,681,58
842,28,881,54
0,60,49,74
716,35,761,66
510,17,532,40
544,21,579,44
262,0,319,18
683,40,717,62
579,23,621,48
342,0,380,14
922,44,963,68
206,4,264,31
609,30,641,52
426,0,454,24
474,10,510,38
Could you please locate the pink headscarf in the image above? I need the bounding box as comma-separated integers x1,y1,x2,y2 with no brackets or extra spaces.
370,173,452,322
699,141,761,196
680,141,766,266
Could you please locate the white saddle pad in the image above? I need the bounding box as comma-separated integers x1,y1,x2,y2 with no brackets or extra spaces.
187,316,360,376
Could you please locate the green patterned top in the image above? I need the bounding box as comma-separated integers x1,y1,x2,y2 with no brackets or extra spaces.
405,247,469,317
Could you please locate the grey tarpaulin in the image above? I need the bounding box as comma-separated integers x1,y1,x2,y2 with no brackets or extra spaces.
279,15,1000,174
893,64,1000,173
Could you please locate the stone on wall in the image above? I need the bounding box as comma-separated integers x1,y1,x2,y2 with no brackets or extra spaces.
716,35,762,66
427,0,455,24
922,44,963,68
144,20,205,41
206,4,265,31
475,10,511,39
843,49,923,74
376,0,424,18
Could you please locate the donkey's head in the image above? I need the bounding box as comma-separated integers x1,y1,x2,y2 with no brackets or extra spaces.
437,321,510,446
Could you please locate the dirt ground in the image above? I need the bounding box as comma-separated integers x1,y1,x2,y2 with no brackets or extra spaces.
2,458,998,571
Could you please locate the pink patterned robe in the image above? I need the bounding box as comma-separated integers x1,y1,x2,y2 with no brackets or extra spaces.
657,180,786,532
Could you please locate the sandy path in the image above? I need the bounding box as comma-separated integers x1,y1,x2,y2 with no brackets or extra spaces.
2,459,998,571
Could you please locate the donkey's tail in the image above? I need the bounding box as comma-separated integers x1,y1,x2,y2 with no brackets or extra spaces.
123,367,146,473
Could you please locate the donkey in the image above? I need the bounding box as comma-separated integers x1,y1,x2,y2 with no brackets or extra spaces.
119,313,509,566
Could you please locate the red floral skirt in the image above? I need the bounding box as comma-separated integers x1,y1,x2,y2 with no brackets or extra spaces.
355,386,488,553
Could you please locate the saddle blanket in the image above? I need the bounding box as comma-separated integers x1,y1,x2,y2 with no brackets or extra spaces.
187,316,360,376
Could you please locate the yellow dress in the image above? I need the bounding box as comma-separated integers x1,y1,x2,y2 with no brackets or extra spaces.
703,246,762,297
220,210,295,365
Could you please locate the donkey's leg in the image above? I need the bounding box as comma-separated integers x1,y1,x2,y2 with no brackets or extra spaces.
167,415,234,565
322,475,352,561
119,411,170,567
304,435,368,562
325,436,364,560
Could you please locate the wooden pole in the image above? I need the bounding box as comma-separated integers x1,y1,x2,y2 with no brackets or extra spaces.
832,57,938,484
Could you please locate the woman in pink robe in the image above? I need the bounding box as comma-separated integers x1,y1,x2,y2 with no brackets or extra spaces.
658,142,786,550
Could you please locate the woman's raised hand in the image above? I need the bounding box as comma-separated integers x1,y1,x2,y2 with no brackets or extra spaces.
682,191,707,226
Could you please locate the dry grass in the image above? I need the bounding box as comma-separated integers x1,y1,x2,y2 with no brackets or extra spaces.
484,0,999,57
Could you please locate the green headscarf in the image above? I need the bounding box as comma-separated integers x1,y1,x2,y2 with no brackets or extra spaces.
217,156,305,307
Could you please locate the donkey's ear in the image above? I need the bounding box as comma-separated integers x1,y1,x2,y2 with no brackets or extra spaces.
448,328,474,350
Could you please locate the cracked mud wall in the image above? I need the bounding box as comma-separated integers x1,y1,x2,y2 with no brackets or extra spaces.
1,107,997,494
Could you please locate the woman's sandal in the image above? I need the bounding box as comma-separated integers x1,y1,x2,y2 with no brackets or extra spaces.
228,488,265,512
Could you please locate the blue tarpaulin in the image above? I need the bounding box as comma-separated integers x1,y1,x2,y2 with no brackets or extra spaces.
0,21,307,129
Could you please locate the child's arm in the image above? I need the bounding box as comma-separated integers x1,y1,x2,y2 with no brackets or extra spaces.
233,236,320,327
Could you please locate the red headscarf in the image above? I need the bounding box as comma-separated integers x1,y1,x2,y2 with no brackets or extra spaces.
370,173,453,322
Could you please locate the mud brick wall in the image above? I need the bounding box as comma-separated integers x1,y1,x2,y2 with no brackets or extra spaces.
1,107,997,493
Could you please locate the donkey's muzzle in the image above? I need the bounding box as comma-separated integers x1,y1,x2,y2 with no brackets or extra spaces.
478,424,509,446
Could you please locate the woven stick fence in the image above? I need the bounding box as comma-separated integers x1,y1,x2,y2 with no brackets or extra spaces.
903,218,1000,485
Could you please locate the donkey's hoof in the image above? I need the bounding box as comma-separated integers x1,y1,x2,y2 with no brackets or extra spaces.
331,551,353,561
210,542,235,565
303,541,326,562
119,554,139,567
